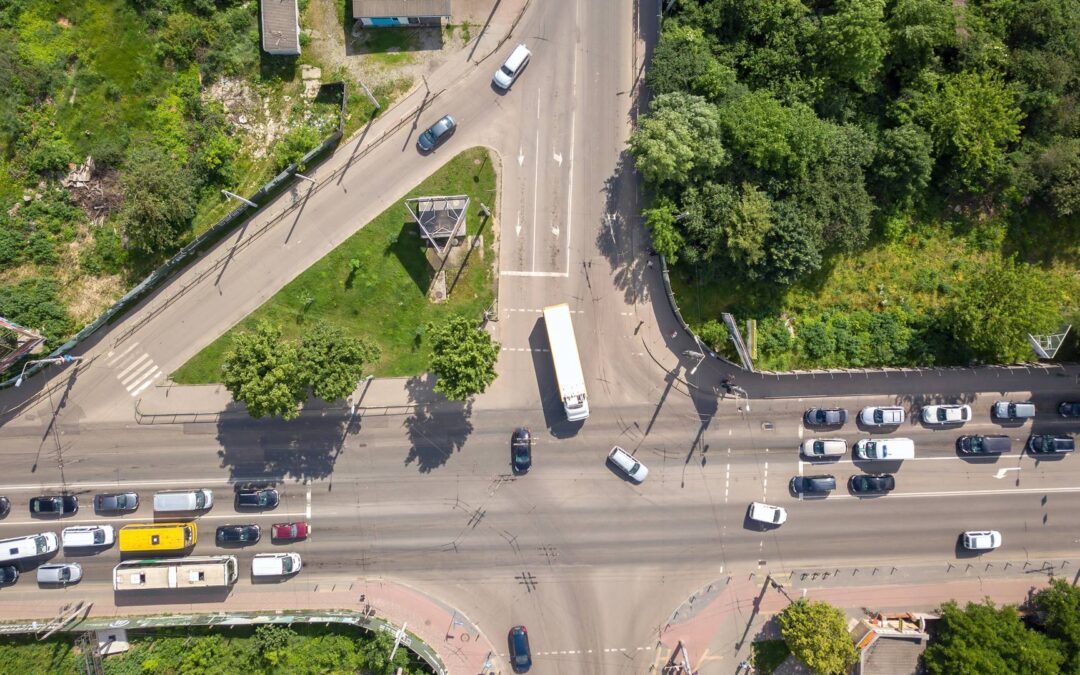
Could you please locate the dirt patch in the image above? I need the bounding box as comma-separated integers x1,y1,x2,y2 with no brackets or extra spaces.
62,273,125,326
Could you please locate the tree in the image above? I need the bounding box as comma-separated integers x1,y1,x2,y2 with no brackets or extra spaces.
641,198,685,263
923,600,1064,675
886,0,956,73
119,143,197,254
947,257,1062,362
818,0,888,91
723,182,773,269
1034,578,1080,673
646,24,735,101
222,321,306,420
427,316,500,401
718,90,829,179
758,199,823,285
777,599,858,675
298,324,381,402
0,278,74,347
629,92,726,186
1033,138,1080,217
872,124,934,209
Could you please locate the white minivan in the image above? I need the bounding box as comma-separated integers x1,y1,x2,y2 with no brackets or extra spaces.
493,44,531,89
854,438,915,460
62,525,115,548
608,446,649,482
252,552,302,577
153,489,213,513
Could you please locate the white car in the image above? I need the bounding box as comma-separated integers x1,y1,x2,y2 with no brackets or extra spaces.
921,404,972,425
860,406,905,426
748,502,787,526
62,525,115,548
962,530,1002,551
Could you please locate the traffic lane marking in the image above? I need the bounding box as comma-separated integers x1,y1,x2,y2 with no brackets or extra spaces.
0,511,308,527
818,485,1080,501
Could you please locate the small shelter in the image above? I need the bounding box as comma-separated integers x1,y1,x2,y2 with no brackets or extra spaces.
405,194,469,257
352,0,452,27
261,0,301,55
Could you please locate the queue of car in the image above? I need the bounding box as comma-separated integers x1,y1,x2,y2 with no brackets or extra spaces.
0,487,310,589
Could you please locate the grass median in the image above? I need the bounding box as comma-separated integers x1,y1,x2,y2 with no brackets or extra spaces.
172,147,497,383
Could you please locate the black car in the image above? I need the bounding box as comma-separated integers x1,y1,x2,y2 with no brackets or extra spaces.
216,524,261,545
956,435,1012,455
508,625,532,672
236,488,279,509
1029,435,1075,454
95,492,139,513
29,495,78,517
417,114,457,152
804,408,848,427
0,496,9,518
511,428,532,473
849,474,896,494
0,566,18,585
789,475,836,495
1060,402,1080,418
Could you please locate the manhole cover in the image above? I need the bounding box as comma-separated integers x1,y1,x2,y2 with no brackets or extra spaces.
761,422,775,431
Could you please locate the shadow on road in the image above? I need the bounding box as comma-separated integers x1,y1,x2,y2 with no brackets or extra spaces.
402,375,474,473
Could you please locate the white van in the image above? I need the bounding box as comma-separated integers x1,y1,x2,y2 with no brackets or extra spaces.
855,438,915,460
0,532,59,563
608,446,649,482
493,44,531,89
800,438,847,459
153,489,213,513
252,552,302,577
62,525,115,548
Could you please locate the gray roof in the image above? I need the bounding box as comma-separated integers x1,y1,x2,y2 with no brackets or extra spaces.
261,0,300,55
353,0,452,18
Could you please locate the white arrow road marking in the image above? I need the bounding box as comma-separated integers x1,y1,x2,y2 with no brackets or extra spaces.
553,151,562,165
552,224,560,236
994,467,1022,479
518,146,524,166
516,213,522,236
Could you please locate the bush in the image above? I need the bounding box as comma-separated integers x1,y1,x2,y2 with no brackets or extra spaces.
0,278,74,347
272,125,325,172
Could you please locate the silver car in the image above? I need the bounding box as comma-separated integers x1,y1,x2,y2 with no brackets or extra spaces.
417,115,457,152
860,406,905,426
37,563,82,585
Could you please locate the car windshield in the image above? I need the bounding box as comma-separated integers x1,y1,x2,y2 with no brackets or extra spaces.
501,65,514,76
937,409,948,420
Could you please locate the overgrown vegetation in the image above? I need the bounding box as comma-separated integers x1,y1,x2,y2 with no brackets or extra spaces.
173,147,497,384
0,623,429,674
638,0,1080,369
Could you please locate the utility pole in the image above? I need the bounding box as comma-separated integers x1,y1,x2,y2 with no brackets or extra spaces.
221,190,258,208
388,622,409,661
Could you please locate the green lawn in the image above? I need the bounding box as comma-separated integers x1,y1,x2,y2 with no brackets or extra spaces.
752,639,791,675
172,147,497,383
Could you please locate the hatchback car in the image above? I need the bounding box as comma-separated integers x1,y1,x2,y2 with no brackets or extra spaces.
508,625,532,672
417,114,457,152
29,495,78,517
1060,401,1080,418
800,438,846,459
216,524,261,545
963,530,1002,551
789,475,836,495
993,400,1036,420
271,522,310,541
1029,435,1075,454
803,408,848,427
921,404,972,425
849,473,896,494
236,488,279,509
37,563,82,586
94,492,139,513
0,565,18,585
748,502,788,525
860,406,905,426
511,427,532,473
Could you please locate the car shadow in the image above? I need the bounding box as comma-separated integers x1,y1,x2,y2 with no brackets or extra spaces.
851,458,904,473
954,535,984,560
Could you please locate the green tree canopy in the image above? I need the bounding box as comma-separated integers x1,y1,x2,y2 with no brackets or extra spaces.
1034,578,1080,673
923,600,1064,675
777,599,858,675
818,0,888,91
119,142,197,254
298,324,381,403
427,316,500,401
872,124,934,209
718,90,829,178
222,321,306,420
646,23,735,101
628,92,726,186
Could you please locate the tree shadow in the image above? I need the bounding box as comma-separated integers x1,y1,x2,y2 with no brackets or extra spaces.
258,52,298,83
215,402,351,484
402,375,474,473
386,221,432,294
597,150,652,307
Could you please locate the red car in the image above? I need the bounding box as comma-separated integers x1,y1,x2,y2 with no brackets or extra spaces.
271,522,310,540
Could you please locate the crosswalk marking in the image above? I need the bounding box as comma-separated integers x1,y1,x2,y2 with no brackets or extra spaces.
107,345,162,397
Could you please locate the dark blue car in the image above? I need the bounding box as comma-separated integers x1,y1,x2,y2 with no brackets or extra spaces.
508,625,532,672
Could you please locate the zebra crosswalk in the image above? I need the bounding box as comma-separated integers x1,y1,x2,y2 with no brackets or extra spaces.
105,342,162,397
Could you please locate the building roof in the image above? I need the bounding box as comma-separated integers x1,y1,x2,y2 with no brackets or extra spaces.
353,0,453,18
261,0,300,54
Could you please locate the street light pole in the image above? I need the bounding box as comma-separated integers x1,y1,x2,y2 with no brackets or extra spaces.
15,354,82,387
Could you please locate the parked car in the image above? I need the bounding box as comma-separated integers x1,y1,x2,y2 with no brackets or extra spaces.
992,401,1035,420
417,114,457,152
511,427,532,474
921,404,972,425
0,565,18,585
748,502,788,525
1059,401,1080,418
508,625,532,672
962,530,1002,551
37,563,82,586
1029,435,1075,454
803,408,848,427
216,524,261,545
94,492,139,513
860,406,905,426
789,475,836,495
236,488,279,509
607,446,648,483
29,495,78,517
271,522,310,541
0,496,9,518
849,474,896,495
800,438,847,459
956,435,1012,455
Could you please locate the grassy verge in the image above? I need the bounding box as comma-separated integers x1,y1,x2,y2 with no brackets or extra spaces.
752,639,790,674
172,147,497,383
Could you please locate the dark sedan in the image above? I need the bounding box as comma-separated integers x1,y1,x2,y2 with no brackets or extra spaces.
29,495,78,517
236,488,279,509
804,407,848,427
511,428,532,473
508,625,532,672
216,524,261,545
417,114,457,152
849,474,896,494
95,492,139,513
790,475,836,495
1060,402,1080,418
1029,435,1075,454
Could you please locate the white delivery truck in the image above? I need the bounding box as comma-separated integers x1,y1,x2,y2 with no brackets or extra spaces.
543,303,589,422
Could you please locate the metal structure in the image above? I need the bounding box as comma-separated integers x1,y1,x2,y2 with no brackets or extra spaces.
1029,325,1072,359
405,194,470,257
723,313,755,373
0,317,45,374
75,632,104,675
